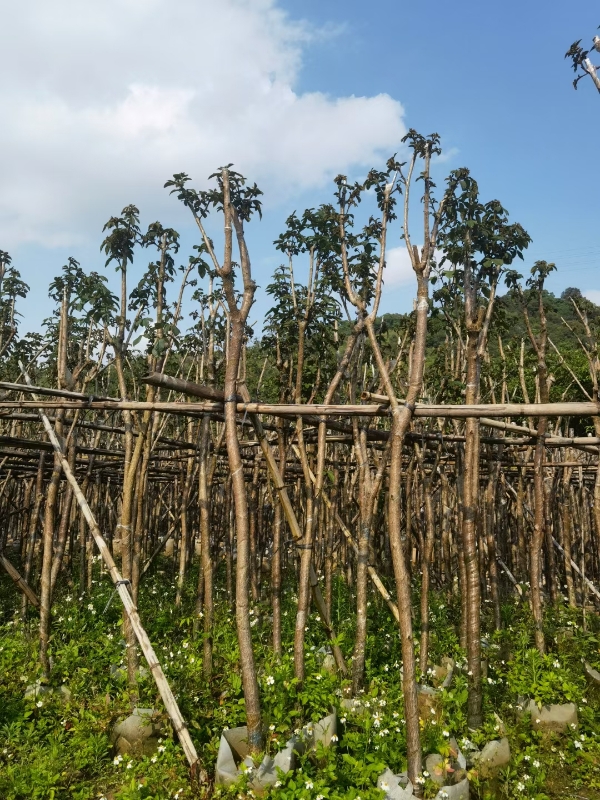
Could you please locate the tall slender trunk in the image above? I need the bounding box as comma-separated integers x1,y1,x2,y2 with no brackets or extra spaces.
22,452,45,619
198,415,214,677
462,325,483,728
39,421,63,677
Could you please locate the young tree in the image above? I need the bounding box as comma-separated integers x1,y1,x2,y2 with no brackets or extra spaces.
565,28,600,93
506,261,557,654
0,250,29,364
439,170,530,726
166,166,265,751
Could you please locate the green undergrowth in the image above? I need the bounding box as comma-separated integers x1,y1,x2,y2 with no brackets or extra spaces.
0,565,599,799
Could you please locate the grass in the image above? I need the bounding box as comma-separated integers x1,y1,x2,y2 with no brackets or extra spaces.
0,561,599,799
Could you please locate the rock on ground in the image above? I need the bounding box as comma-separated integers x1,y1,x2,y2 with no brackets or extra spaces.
425,753,446,785
524,700,578,733
472,737,510,778
24,681,71,703
111,707,162,756
434,777,469,800
377,767,414,800
584,661,600,685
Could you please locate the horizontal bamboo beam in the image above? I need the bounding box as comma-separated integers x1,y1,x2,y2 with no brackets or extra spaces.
144,372,240,403
0,380,116,402
2,398,600,420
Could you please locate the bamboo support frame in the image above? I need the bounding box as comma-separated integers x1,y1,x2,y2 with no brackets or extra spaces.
19,366,200,773
2,397,600,419
291,443,400,623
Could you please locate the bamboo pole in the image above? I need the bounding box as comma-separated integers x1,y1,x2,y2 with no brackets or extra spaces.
141,522,177,578
0,379,116,402
19,365,200,773
0,551,40,607
502,473,600,603
552,538,600,602
291,444,400,623
143,371,349,674
4,397,600,419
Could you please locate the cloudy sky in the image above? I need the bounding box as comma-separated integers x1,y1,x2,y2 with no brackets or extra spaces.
2,0,600,331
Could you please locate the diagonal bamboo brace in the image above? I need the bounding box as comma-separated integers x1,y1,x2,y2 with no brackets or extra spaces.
0,551,40,607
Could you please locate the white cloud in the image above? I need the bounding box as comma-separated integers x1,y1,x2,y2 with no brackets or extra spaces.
0,0,406,249
384,245,415,288
584,290,600,306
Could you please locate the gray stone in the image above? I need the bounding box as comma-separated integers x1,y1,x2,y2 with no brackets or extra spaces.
584,661,600,685
459,738,480,769
440,657,455,689
322,654,337,674
341,697,365,715
425,753,446,786
111,707,162,756
58,685,72,702
24,681,72,704
472,738,510,778
24,680,52,700
215,712,337,789
434,777,469,800
524,699,578,733
377,767,414,800
110,664,127,681
449,738,467,770
300,712,337,749
316,647,336,673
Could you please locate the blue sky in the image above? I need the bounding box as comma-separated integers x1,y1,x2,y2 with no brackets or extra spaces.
2,0,599,336
281,0,600,299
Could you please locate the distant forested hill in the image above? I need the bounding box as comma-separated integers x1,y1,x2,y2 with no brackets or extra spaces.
247,286,600,426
